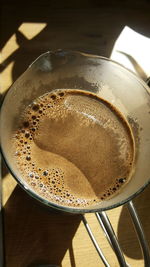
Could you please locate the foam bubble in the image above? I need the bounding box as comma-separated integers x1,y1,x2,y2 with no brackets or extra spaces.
26,156,31,161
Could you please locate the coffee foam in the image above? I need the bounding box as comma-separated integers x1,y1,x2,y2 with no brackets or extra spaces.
12,89,134,208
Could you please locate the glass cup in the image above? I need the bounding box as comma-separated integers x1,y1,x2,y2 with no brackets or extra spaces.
1,50,150,214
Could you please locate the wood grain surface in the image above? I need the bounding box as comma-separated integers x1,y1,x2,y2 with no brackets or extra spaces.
1,1,150,266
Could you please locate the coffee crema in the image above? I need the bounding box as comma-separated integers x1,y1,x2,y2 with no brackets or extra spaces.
12,89,135,208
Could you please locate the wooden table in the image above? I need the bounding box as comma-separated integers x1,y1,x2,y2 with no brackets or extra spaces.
1,1,150,266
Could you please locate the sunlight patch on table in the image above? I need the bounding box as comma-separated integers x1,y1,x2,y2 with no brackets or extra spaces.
18,23,47,40
1,62,15,93
2,174,17,206
1,35,19,63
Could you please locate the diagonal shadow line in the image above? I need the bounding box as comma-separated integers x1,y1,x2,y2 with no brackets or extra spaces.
117,50,147,81
69,242,76,267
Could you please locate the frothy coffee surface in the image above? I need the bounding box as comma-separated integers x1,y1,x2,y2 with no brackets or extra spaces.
12,89,134,208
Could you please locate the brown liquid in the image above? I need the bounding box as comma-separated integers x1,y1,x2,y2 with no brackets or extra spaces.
12,89,134,208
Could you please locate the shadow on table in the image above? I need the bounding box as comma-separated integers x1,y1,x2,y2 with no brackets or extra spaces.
117,184,150,260
4,185,82,267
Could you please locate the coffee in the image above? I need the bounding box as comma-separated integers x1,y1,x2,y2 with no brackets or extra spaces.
12,89,134,208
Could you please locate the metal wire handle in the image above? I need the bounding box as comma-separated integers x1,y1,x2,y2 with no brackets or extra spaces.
82,203,150,266
82,212,128,267
82,215,110,267
96,212,127,266
127,201,150,267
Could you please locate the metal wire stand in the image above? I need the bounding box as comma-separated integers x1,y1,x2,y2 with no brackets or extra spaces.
82,202,150,267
